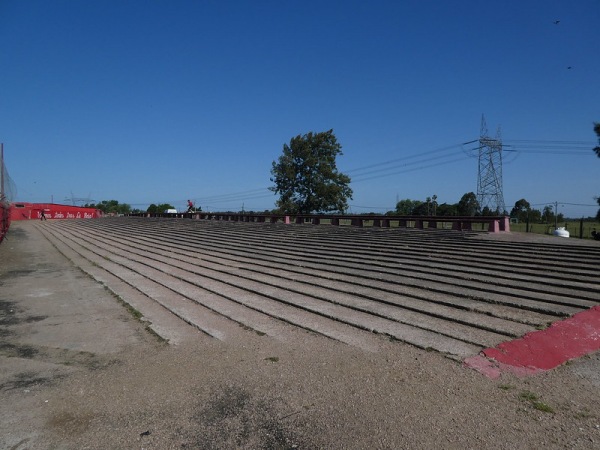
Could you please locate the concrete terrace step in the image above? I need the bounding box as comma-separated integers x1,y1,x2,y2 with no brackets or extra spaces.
113,231,561,327
36,225,203,345
45,223,387,352
60,222,534,344
39,224,253,342
108,228,588,318
107,220,599,302
44,222,481,357
40,218,600,360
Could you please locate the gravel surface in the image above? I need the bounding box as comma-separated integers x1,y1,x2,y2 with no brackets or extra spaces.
1,221,599,449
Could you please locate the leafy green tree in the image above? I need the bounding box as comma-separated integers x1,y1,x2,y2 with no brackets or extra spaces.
270,130,352,214
395,199,421,215
436,202,458,216
529,208,543,223
542,205,555,224
147,203,175,213
412,201,430,216
457,192,479,216
88,200,131,214
510,199,531,223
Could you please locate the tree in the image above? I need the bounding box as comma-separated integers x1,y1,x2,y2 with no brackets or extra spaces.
457,192,479,216
529,208,543,223
395,199,421,215
412,201,430,216
87,200,131,215
270,130,352,214
510,199,531,223
147,203,175,214
542,205,555,224
436,202,458,216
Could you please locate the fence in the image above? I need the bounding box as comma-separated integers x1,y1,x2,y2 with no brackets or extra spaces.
135,212,511,233
511,220,600,239
0,202,10,244
0,143,15,244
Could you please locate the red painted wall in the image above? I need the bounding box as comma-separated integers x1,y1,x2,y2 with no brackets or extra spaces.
10,203,102,221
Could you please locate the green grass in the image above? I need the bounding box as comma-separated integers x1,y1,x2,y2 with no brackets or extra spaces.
518,391,555,414
532,401,555,414
510,220,600,239
518,391,539,402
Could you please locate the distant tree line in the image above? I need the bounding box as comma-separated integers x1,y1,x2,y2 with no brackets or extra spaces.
84,200,132,215
146,203,175,214
84,200,180,215
508,199,563,224
390,194,567,224
391,192,486,217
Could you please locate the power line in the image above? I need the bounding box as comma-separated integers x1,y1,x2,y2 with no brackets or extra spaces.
125,137,597,209
345,141,474,176
351,155,470,183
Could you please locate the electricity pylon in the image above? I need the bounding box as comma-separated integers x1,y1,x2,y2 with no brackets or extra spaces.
477,115,506,215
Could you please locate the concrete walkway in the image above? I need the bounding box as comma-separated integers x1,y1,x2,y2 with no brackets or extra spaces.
0,221,157,449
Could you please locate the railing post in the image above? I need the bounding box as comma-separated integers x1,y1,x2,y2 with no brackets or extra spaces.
489,219,500,233
351,218,363,227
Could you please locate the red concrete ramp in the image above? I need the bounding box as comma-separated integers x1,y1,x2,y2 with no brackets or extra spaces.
465,305,600,378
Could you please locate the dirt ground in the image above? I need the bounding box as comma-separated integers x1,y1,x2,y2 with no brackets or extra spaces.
1,222,599,449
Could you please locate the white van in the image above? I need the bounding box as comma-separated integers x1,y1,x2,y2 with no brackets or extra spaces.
164,209,177,214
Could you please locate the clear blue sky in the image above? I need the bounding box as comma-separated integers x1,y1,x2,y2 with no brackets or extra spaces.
1,0,598,217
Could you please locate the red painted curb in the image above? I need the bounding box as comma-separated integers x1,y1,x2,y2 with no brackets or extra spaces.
465,305,600,378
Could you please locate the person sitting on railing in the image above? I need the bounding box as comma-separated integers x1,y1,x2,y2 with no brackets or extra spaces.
186,199,194,213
